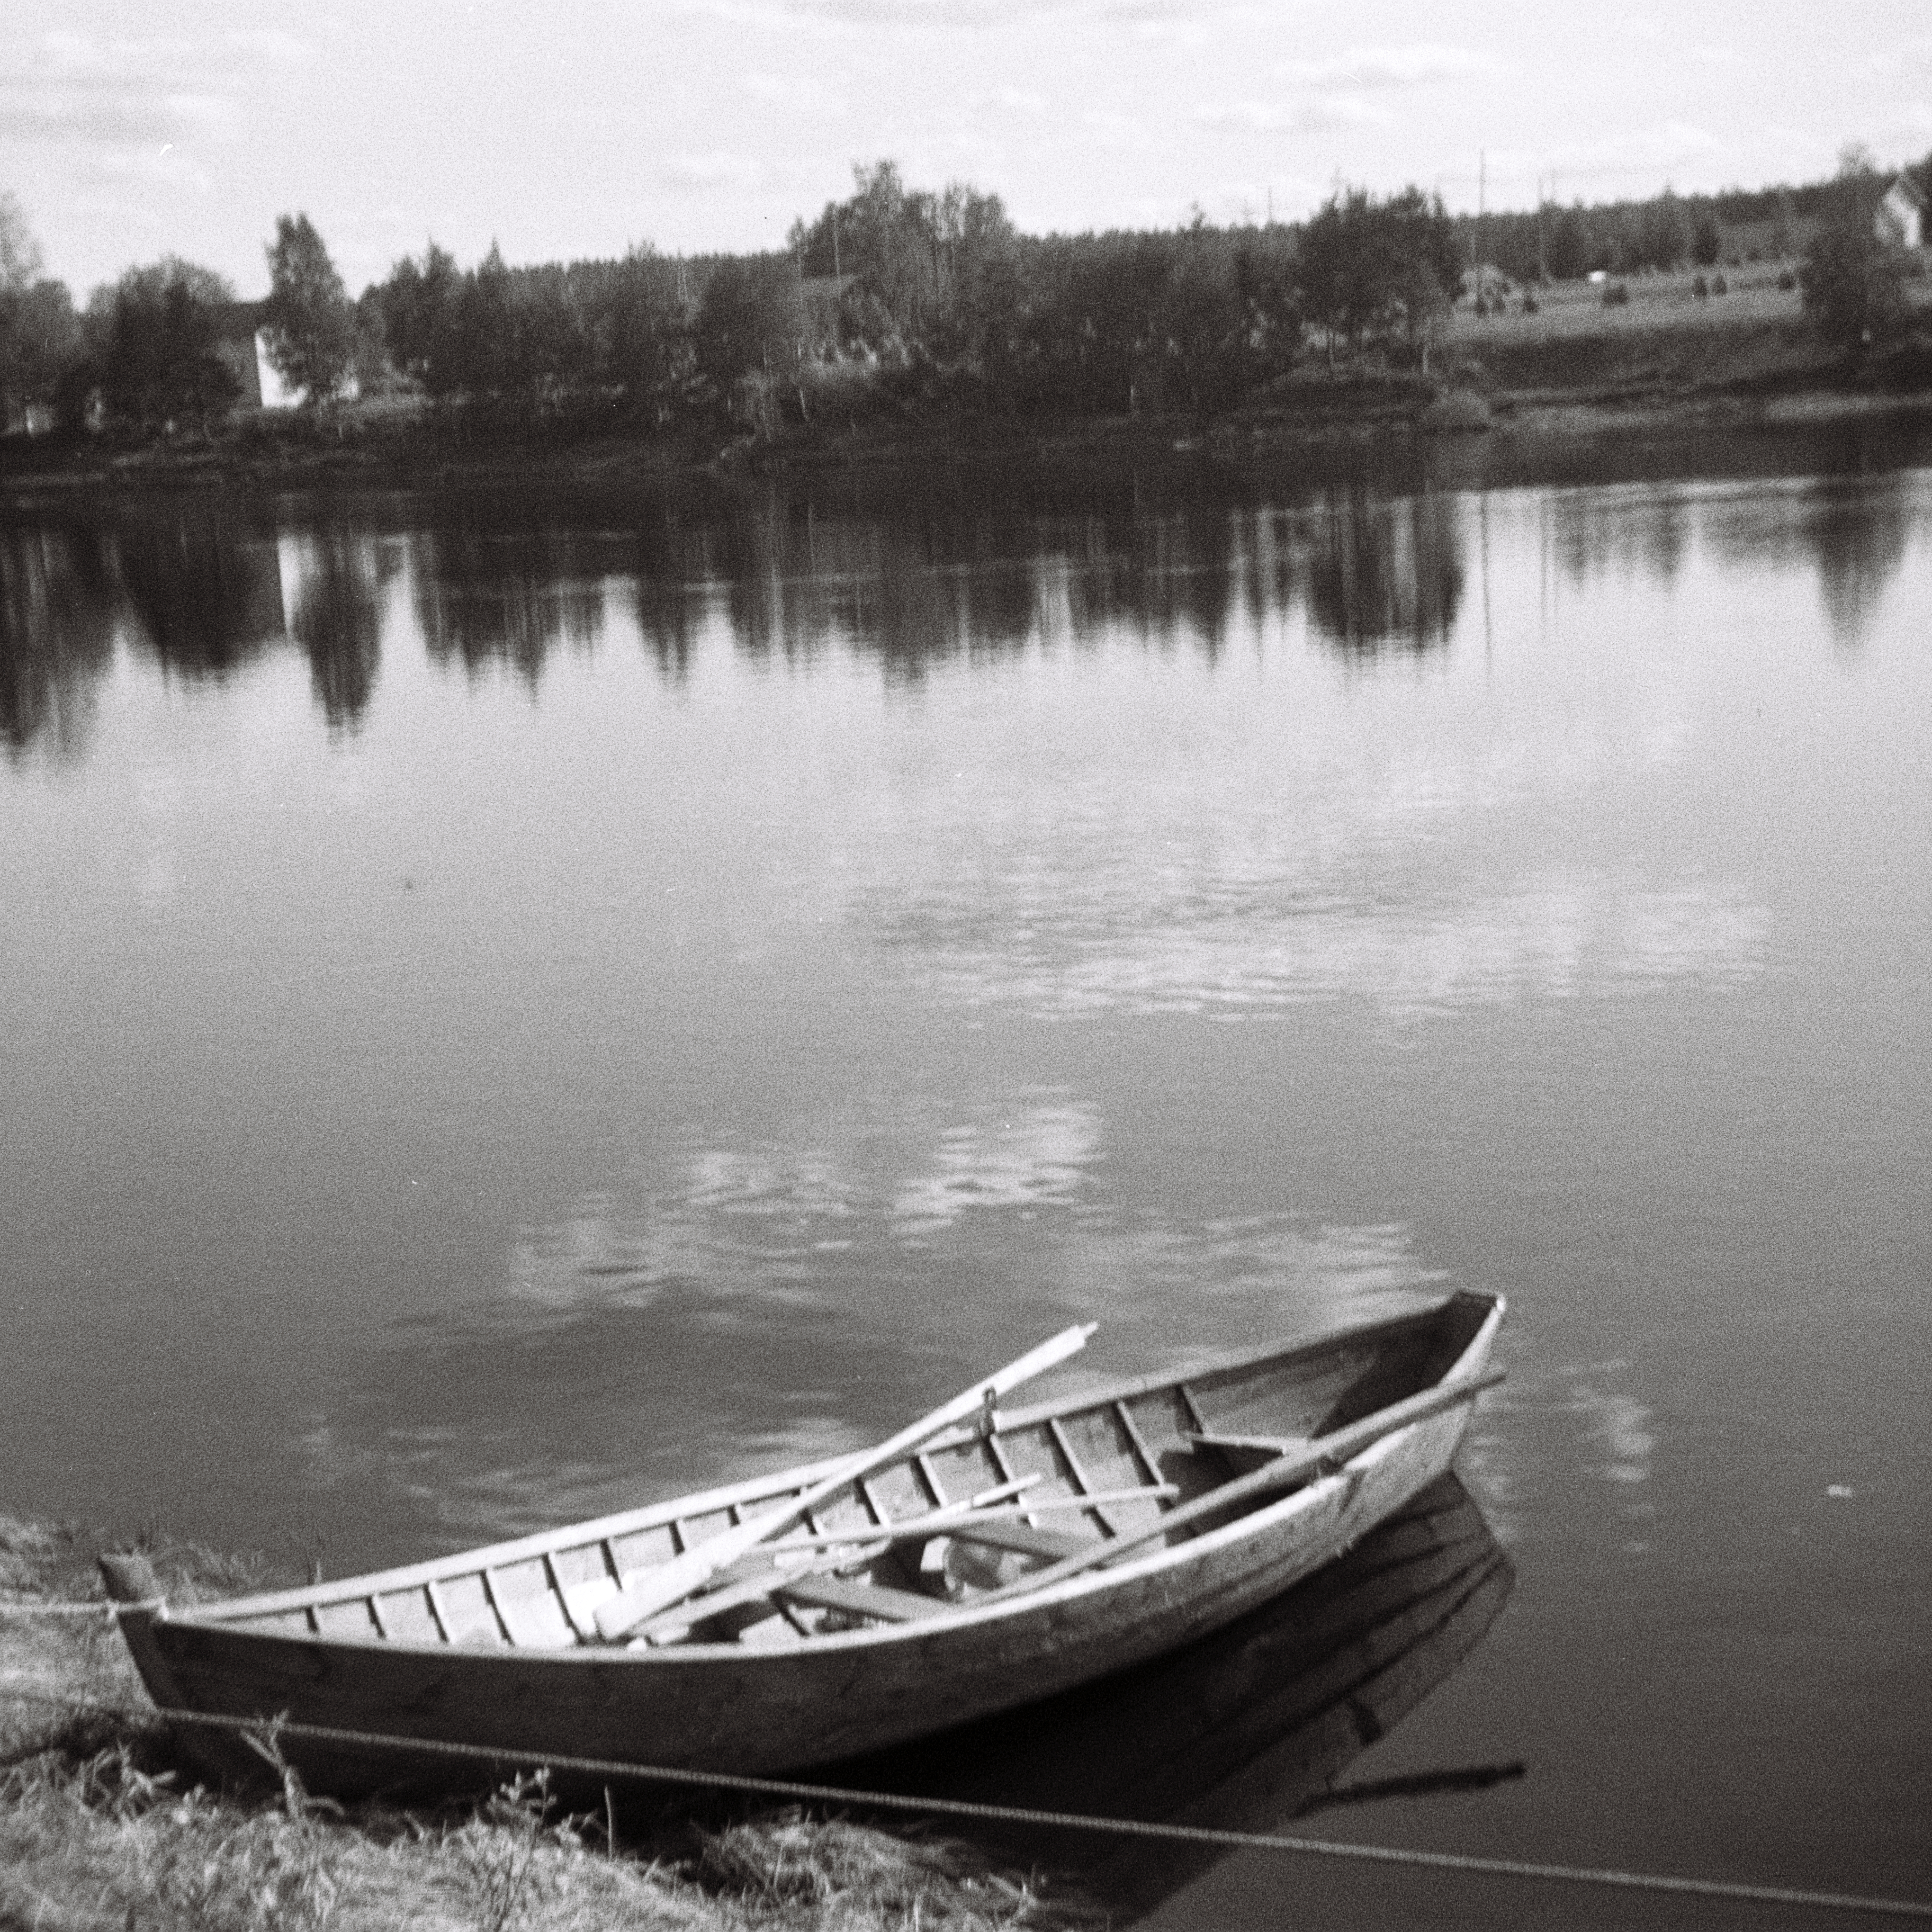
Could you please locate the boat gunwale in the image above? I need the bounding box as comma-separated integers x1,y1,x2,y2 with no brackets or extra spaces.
172,1292,1499,1631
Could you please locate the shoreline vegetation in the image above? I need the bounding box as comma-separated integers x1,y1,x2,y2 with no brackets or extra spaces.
0,1512,1092,1931
5,156,1932,501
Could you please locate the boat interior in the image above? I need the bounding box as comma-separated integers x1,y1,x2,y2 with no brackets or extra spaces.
194,1293,1495,1654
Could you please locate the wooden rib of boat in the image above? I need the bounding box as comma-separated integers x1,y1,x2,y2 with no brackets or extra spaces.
105,1290,1503,1795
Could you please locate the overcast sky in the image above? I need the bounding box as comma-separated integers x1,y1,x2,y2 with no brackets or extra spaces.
5,0,1929,299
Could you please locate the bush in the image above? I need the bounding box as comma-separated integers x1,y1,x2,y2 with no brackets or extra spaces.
1692,275,1709,300
1711,273,1728,295
1602,282,1631,307
1777,269,1798,291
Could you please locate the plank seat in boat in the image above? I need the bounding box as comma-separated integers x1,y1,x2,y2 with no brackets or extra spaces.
939,1518,1097,1562
775,1574,947,1623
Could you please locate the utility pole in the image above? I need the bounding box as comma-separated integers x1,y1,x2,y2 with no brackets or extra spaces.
832,206,841,280
1478,148,1487,309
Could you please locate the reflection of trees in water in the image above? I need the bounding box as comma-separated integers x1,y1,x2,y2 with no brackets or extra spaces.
1055,507,1234,655
1801,477,1913,652
113,502,284,675
2,473,1486,757
1305,488,1464,655
1550,488,1692,590
410,523,609,684
393,482,1469,687
283,528,399,731
617,493,1245,675
0,526,118,760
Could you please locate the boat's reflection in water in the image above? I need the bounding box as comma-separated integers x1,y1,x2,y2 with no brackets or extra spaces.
812,1473,1514,1923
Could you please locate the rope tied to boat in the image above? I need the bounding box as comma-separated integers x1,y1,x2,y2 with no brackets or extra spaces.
0,1682,1925,1921
0,1597,166,1620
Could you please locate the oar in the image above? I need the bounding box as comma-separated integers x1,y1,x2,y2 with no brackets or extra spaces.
631,1481,1185,1645
594,1323,1098,1640
972,1365,1506,1605
630,1474,1047,1644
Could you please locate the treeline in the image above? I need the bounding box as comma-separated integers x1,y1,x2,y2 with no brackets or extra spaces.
0,165,1440,436
3,152,1929,442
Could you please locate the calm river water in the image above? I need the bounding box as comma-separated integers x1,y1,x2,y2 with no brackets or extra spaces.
3,429,1928,1924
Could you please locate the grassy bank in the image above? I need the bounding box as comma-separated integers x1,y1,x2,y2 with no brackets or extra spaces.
0,1515,1090,1932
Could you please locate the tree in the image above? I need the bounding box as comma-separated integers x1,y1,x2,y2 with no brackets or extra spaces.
373,243,464,396
100,258,241,426
261,213,355,402
600,247,691,410
1691,208,1723,267
694,256,805,397
1,191,43,293
1296,186,1458,365
925,184,1022,371
1801,163,1908,354
1638,191,1690,271
1382,187,1460,368
1545,206,1592,281
2,279,83,417
1,194,84,424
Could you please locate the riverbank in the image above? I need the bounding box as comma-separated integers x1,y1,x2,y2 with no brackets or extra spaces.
5,305,1932,507
0,1513,1087,1932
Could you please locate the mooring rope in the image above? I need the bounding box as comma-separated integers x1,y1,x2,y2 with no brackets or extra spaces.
1,1679,1926,1919
0,1598,165,1619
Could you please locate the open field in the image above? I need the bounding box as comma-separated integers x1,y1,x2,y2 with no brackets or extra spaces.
1451,259,1809,344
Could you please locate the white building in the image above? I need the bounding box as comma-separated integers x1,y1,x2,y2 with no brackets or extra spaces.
1875,174,1927,250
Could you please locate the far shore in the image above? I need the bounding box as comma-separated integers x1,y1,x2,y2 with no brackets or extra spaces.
6,369,1932,509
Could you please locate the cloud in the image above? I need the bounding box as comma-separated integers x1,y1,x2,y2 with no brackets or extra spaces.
1198,95,1392,135
891,1099,1100,1236
1277,43,1503,91
740,69,844,111
678,0,1252,26
0,85,235,148
974,85,1048,114
699,0,1079,24
1539,120,1730,188
1202,42,1499,138
662,150,767,190
0,29,286,160
221,29,312,65
1081,108,1145,148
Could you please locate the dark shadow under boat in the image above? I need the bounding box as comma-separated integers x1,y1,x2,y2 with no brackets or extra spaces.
801,1471,1515,1922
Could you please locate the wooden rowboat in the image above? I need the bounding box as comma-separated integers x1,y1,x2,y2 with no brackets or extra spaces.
105,1290,1503,1796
